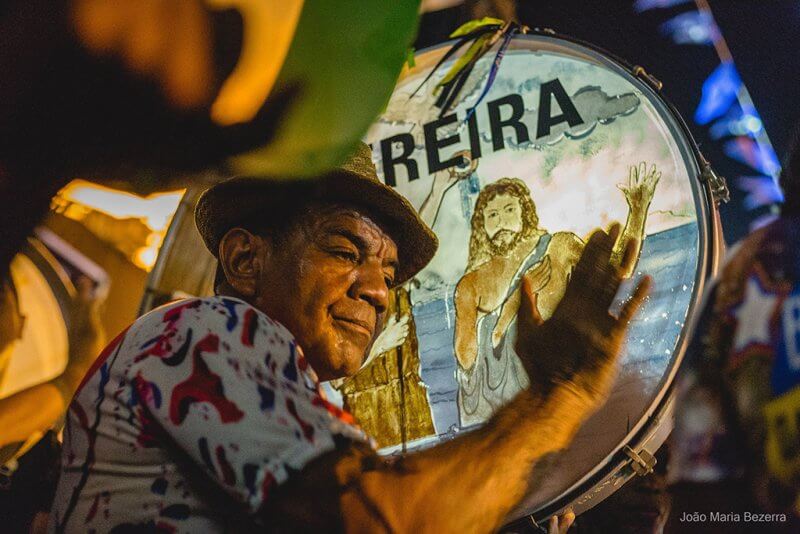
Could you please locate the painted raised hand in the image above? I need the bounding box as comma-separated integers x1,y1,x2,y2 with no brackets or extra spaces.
619,161,661,209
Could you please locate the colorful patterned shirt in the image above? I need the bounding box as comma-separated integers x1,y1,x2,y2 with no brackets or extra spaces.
671,217,800,518
48,296,367,533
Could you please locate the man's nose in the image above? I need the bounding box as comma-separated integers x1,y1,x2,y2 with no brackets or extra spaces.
351,263,389,314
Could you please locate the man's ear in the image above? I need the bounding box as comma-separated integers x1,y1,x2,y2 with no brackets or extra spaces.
218,228,266,298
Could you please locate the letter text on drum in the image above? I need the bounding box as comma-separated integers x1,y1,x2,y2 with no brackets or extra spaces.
425,113,465,173
537,79,584,139
488,94,530,151
376,78,586,185
380,133,419,186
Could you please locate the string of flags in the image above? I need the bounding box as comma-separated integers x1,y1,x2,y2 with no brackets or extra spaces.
637,0,783,229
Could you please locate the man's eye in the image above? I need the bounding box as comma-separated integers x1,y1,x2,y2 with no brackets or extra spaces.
332,249,358,263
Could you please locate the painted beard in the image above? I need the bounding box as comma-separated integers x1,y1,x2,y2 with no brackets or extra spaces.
489,229,521,256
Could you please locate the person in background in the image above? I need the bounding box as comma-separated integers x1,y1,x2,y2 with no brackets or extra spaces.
0,277,26,393
0,274,105,533
668,130,800,532
0,275,106,454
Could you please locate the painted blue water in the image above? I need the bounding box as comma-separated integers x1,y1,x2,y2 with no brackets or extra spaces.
412,221,701,435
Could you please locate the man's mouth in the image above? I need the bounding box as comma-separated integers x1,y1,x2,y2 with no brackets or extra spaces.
493,229,515,239
332,316,374,339
491,229,518,246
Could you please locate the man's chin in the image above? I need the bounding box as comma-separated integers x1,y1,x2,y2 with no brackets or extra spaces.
332,343,370,378
302,345,364,382
346,350,370,375
490,233,520,255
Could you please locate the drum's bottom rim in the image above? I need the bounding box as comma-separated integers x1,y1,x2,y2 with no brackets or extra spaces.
505,390,676,527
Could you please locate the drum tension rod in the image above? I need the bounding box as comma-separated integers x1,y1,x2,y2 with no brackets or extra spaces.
699,157,731,205
632,66,663,92
623,445,657,476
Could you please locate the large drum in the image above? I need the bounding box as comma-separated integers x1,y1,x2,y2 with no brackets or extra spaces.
352,30,725,522
146,30,726,525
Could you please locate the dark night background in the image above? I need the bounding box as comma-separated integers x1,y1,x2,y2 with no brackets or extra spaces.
416,0,800,243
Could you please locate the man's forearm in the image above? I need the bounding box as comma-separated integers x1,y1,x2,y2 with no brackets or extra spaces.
613,208,646,274
454,287,479,370
493,287,521,346
0,382,65,447
265,226,645,532
265,385,592,533
0,334,102,448
360,386,590,532
418,183,448,228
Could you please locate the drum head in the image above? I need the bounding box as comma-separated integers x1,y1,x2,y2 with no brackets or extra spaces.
332,33,717,519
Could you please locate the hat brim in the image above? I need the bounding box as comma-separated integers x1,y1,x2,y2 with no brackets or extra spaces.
195,172,438,285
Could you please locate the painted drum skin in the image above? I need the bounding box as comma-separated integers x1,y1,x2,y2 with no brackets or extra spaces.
147,30,725,524
357,33,723,521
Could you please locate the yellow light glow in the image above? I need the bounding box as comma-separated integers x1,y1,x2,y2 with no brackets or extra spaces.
55,180,185,271
134,246,160,271
59,180,184,232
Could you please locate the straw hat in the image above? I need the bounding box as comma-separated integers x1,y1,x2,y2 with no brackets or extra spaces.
195,143,438,284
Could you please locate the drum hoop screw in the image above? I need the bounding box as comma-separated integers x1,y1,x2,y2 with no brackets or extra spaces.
623,445,657,476
632,65,664,92
699,159,731,205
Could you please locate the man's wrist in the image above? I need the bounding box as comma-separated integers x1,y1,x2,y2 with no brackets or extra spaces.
492,387,591,458
540,387,594,442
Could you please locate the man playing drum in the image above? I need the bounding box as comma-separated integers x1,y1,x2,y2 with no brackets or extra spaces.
49,143,649,532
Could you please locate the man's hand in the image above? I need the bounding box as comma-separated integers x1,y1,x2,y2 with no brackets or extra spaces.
70,0,216,111
548,511,576,534
491,256,551,348
525,255,552,294
370,314,410,358
60,275,106,394
431,150,478,194
514,223,651,407
329,313,411,390
619,162,660,210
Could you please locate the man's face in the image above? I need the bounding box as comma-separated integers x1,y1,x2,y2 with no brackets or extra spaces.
483,193,523,253
253,206,398,381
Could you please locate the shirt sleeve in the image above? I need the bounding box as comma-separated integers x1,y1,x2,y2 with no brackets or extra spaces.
125,297,368,514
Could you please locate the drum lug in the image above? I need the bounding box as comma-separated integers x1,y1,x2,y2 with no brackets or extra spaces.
699,158,731,205
623,445,657,476
632,65,663,92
